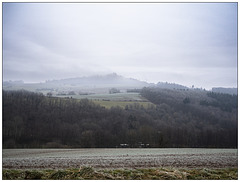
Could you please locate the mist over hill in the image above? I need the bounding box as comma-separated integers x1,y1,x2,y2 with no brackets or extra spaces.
2,73,237,148
212,87,237,95
45,73,151,88
3,73,237,95
156,82,189,90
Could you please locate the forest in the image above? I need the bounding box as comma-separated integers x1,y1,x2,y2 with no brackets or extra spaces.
3,88,237,148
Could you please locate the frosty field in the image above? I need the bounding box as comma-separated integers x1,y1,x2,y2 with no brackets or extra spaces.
3,148,237,169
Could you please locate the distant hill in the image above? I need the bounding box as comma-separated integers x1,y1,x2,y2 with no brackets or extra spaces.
212,87,237,95
45,73,151,88
45,74,191,91
156,82,189,90
3,73,237,96
3,80,24,86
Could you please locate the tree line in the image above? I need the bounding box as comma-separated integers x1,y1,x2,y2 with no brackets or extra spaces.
3,88,237,148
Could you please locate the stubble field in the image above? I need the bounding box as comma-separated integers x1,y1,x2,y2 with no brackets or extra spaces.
3,148,238,180
3,148,237,169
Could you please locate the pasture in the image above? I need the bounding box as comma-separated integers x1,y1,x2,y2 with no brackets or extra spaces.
93,100,154,109
56,92,145,101
56,92,155,109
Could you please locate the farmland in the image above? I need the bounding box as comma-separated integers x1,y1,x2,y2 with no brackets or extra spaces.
56,92,155,109
93,100,154,109
2,148,238,180
3,148,237,169
57,92,145,101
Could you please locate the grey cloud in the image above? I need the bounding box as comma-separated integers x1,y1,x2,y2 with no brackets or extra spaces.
3,3,237,89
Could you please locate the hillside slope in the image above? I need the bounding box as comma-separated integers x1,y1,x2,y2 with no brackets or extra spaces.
3,88,237,148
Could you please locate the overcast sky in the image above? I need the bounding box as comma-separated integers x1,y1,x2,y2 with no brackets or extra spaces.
3,3,237,89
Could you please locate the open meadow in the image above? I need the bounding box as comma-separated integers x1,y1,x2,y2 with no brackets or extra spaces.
56,92,155,109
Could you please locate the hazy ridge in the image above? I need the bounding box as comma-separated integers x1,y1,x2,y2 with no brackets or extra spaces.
3,73,237,95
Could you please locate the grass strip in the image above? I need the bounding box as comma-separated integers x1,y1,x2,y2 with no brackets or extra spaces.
2,167,238,180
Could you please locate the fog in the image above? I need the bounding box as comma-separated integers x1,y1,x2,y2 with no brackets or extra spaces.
3,3,237,89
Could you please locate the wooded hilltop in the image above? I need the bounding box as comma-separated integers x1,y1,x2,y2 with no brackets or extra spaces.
3,87,237,148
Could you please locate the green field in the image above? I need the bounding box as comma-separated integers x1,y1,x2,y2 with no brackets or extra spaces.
3,167,237,180
93,100,155,109
3,85,155,109
56,92,145,101
56,92,155,109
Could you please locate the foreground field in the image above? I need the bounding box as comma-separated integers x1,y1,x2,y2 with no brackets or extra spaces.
3,148,237,169
3,167,238,180
3,149,237,180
